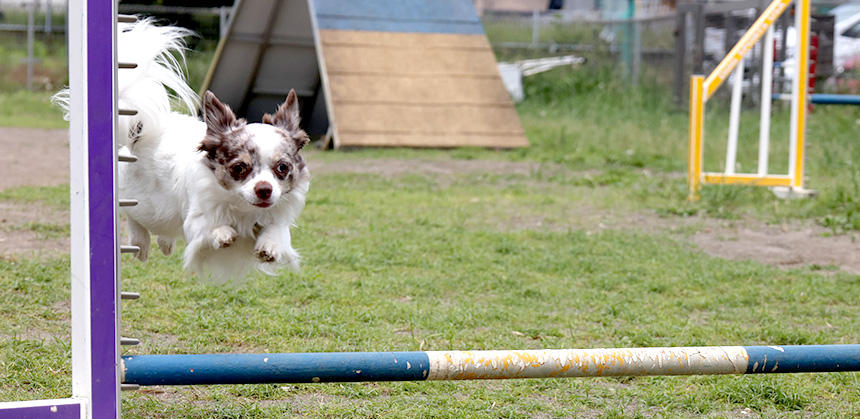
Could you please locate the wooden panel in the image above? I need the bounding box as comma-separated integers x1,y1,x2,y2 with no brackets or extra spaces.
328,74,512,105
475,0,548,13
338,133,527,148
334,103,524,135
319,29,490,49
322,45,500,76
317,29,527,148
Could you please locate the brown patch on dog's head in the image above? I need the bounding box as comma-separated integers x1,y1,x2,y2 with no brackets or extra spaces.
269,146,307,189
262,90,310,190
197,91,258,188
262,89,310,152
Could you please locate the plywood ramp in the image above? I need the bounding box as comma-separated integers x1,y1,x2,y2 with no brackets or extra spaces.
203,0,528,149
318,29,528,148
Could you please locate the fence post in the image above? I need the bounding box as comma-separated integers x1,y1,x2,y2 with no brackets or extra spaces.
673,6,688,104
531,9,539,47
693,3,705,74
630,1,641,85
46,0,53,33
26,2,35,90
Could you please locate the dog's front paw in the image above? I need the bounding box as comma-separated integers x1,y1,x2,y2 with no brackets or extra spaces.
211,225,237,249
255,241,278,263
254,241,300,270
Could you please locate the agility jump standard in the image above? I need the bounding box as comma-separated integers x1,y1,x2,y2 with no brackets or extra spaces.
0,0,859,418
688,0,812,199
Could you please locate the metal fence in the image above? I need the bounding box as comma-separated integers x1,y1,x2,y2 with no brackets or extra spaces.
481,7,677,86
0,1,232,90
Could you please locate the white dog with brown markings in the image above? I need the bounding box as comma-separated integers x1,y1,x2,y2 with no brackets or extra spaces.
57,19,310,280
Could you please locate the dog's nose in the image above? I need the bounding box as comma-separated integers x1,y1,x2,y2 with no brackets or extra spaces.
254,182,272,200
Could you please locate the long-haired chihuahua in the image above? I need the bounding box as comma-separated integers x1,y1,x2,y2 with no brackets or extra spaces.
56,19,310,280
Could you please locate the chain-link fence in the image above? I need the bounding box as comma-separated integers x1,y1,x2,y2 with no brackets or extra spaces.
0,0,229,92
483,1,858,102
0,1,67,91
482,6,677,87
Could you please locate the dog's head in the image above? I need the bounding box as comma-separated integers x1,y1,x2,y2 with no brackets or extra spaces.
198,90,309,209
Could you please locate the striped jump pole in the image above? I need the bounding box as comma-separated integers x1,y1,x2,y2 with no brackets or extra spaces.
122,345,860,386
774,93,860,106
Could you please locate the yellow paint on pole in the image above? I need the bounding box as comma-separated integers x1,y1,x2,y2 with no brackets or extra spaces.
702,174,793,187
688,75,705,201
704,0,791,100
793,0,809,188
426,347,749,380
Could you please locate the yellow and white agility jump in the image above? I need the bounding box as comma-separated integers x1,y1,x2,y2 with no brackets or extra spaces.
689,0,814,200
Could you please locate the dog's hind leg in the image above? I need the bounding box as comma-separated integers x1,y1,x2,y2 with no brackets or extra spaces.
127,218,150,262
157,236,175,256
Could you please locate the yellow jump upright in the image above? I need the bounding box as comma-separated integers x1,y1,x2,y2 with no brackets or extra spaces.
688,0,812,200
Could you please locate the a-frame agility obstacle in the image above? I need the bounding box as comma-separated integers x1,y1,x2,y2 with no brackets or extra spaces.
202,0,529,149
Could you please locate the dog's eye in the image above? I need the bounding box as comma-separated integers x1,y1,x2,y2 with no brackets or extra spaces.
229,163,249,180
274,162,290,179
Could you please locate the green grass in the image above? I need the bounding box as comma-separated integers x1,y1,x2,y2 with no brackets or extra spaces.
0,90,66,129
1,170,859,417
0,184,69,209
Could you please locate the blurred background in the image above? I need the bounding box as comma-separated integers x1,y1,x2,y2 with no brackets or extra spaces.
1,0,859,101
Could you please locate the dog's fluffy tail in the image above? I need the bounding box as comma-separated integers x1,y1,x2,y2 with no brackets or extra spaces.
52,17,198,148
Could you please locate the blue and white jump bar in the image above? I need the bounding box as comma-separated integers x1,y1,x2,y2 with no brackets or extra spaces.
122,345,860,385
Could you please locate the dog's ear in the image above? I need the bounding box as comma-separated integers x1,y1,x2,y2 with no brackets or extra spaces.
202,90,237,134
263,89,308,150
198,91,239,160
263,89,300,133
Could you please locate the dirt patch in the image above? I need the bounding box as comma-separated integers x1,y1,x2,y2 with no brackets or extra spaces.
0,127,69,190
0,201,69,258
585,209,860,274
492,203,860,275
308,155,557,180
690,221,860,274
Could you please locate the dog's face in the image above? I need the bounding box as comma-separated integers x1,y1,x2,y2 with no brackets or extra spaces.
198,90,309,209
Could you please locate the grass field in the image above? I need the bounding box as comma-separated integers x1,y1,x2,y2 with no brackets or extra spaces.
1,20,860,418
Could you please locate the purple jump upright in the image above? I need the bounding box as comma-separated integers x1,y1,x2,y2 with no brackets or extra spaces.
0,0,124,418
